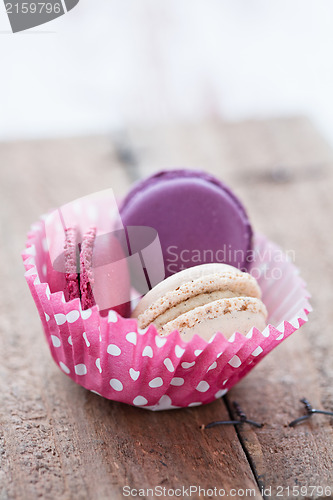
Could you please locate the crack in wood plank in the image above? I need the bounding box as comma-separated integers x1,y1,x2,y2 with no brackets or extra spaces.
2,117,332,499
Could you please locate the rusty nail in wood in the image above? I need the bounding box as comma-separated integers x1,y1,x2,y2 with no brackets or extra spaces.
289,398,333,427
202,401,263,430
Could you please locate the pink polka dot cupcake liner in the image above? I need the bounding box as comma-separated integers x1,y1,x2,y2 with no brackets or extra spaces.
22,214,311,410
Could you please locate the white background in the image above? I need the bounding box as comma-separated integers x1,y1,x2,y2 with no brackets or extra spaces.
1,0,333,145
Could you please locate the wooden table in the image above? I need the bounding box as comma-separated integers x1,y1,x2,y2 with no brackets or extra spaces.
1,117,333,500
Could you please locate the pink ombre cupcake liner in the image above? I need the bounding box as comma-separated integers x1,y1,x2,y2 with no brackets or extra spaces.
22,212,311,411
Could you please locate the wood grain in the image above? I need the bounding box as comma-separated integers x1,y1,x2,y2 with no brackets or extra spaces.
128,116,333,500
0,132,260,500
1,117,332,500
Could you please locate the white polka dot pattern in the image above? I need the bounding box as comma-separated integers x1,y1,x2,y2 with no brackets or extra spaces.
59,361,70,374
163,358,174,372
95,358,102,373
133,396,148,406
54,310,80,325
215,389,228,399
207,361,217,372
51,335,61,347
137,327,148,335
170,377,184,386
149,377,163,388
142,346,153,358
81,309,92,320
107,344,121,356
181,361,195,369
129,368,140,381
110,379,123,391
228,355,242,368
108,310,118,323
23,221,311,411
196,381,210,392
175,345,185,358
90,390,102,396
155,336,167,347
83,332,90,347
126,332,137,345
252,346,263,357
75,364,87,376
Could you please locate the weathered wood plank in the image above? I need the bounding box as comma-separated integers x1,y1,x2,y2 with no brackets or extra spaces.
129,117,333,499
224,119,333,500
0,132,262,499
2,118,332,500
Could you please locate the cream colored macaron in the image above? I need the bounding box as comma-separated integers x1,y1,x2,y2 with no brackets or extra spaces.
132,263,268,342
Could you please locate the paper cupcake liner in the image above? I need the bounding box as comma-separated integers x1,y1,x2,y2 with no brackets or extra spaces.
22,215,311,411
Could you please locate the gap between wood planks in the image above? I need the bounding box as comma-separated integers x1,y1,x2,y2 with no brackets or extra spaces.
0,130,262,500
116,117,333,499
1,118,332,499
113,129,268,498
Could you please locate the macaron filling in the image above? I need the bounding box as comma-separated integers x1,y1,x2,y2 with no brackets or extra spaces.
135,271,262,330
159,296,267,340
151,290,243,330
132,263,268,341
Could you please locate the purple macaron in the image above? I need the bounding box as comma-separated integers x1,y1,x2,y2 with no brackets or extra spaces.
119,169,253,279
